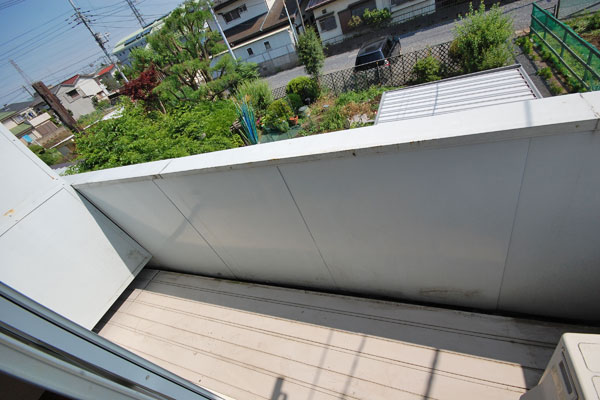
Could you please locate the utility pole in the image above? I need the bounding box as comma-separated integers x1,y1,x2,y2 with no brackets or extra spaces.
294,0,305,32
67,0,129,83
125,0,146,28
9,60,35,97
282,0,298,45
32,81,81,133
209,7,236,61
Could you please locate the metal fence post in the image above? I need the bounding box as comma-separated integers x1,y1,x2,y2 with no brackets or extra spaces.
560,28,568,57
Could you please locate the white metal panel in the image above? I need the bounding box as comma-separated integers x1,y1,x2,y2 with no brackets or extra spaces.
278,139,529,308
498,131,600,321
0,125,151,329
155,166,337,288
375,66,540,124
79,179,234,277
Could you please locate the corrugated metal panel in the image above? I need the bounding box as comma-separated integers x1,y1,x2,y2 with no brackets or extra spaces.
375,65,541,124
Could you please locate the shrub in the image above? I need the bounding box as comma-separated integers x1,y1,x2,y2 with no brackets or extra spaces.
235,79,273,116
515,35,533,55
335,86,389,107
412,55,442,83
549,82,563,95
28,145,64,166
319,106,346,132
587,12,600,30
537,67,552,80
286,76,320,104
451,1,514,73
286,93,303,112
349,15,363,28
362,8,392,28
263,99,293,131
296,28,325,79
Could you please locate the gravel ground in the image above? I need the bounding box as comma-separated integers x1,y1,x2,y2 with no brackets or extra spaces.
265,0,557,89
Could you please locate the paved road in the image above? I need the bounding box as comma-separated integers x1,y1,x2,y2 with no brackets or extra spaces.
265,0,557,89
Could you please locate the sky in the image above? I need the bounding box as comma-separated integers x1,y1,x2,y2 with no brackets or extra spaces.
0,0,184,106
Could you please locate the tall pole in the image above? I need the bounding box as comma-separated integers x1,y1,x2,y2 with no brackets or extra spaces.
294,0,305,32
32,81,81,133
209,7,236,61
283,0,298,45
125,0,146,28
67,0,129,83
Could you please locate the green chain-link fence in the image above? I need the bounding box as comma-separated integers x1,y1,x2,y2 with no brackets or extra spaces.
531,3,600,90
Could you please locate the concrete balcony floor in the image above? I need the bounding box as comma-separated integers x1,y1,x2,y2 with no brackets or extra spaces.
96,269,599,400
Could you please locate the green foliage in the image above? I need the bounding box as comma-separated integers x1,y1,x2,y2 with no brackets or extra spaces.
348,15,363,28
451,2,514,73
515,35,533,55
362,8,392,28
412,55,443,83
587,12,600,30
72,98,241,172
263,99,293,131
235,79,273,116
286,76,320,103
296,28,325,78
549,81,564,95
78,109,107,127
29,145,64,166
286,93,303,112
129,0,258,105
335,86,389,107
537,66,552,80
319,106,346,132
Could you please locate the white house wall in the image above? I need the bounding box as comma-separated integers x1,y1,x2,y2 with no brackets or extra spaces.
233,29,295,63
313,0,434,44
55,86,95,120
66,92,600,322
208,0,269,32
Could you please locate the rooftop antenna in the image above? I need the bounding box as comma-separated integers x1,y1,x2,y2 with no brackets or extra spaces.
125,0,147,28
67,0,129,82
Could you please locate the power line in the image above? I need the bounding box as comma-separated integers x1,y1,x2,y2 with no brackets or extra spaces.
0,0,26,11
126,0,147,27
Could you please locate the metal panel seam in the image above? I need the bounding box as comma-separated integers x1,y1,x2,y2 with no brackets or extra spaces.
495,137,532,311
150,180,239,279
275,166,340,289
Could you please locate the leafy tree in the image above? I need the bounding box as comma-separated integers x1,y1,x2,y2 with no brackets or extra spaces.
129,0,258,104
296,28,325,79
451,1,514,73
29,145,64,166
71,98,242,172
120,65,166,113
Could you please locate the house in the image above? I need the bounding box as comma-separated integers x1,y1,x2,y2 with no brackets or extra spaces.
209,0,300,74
53,74,109,120
307,0,435,44
2,85,600,398
0,102,41,145
112,16,169,66
94,64,120,92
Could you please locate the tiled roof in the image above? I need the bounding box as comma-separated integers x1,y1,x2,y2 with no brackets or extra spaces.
10,123,33,136
61,75,80,86
0,110,17,121
222,0,297,46
95,64,115,77
1,101,33,113
306,0,336,11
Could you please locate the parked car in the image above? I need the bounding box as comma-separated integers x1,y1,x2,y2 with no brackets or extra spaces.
354,36,401,72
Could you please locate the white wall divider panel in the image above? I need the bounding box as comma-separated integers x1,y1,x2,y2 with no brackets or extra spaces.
0,125,151,329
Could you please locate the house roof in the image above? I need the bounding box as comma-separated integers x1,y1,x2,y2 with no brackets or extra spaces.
10,122,33,136
95,64,115,77
0,110,17,121
1,101,33,114
306,0,336,11
213,0,240,11
222,0,297,46
61,75,80,86
375,65,541,124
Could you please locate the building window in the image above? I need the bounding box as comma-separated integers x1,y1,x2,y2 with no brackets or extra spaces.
66,89,80,101
264,41,271,50
318,14,337,32
247,47,254,56
350,0,376,17
222,4,247,23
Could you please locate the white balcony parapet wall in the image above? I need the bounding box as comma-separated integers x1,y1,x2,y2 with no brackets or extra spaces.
0,126,151,329
66,92,600,322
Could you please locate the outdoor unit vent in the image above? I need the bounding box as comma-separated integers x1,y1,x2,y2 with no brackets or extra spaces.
521,333,600,400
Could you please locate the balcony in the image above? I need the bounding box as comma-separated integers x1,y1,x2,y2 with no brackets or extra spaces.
1,91,600,399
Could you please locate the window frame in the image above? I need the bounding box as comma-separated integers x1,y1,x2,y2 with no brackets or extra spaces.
318,13,337,32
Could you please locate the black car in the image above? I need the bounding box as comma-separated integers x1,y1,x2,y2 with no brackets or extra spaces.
354,36,401,71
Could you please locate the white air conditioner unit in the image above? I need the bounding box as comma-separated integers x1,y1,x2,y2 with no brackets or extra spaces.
521,333,600,400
